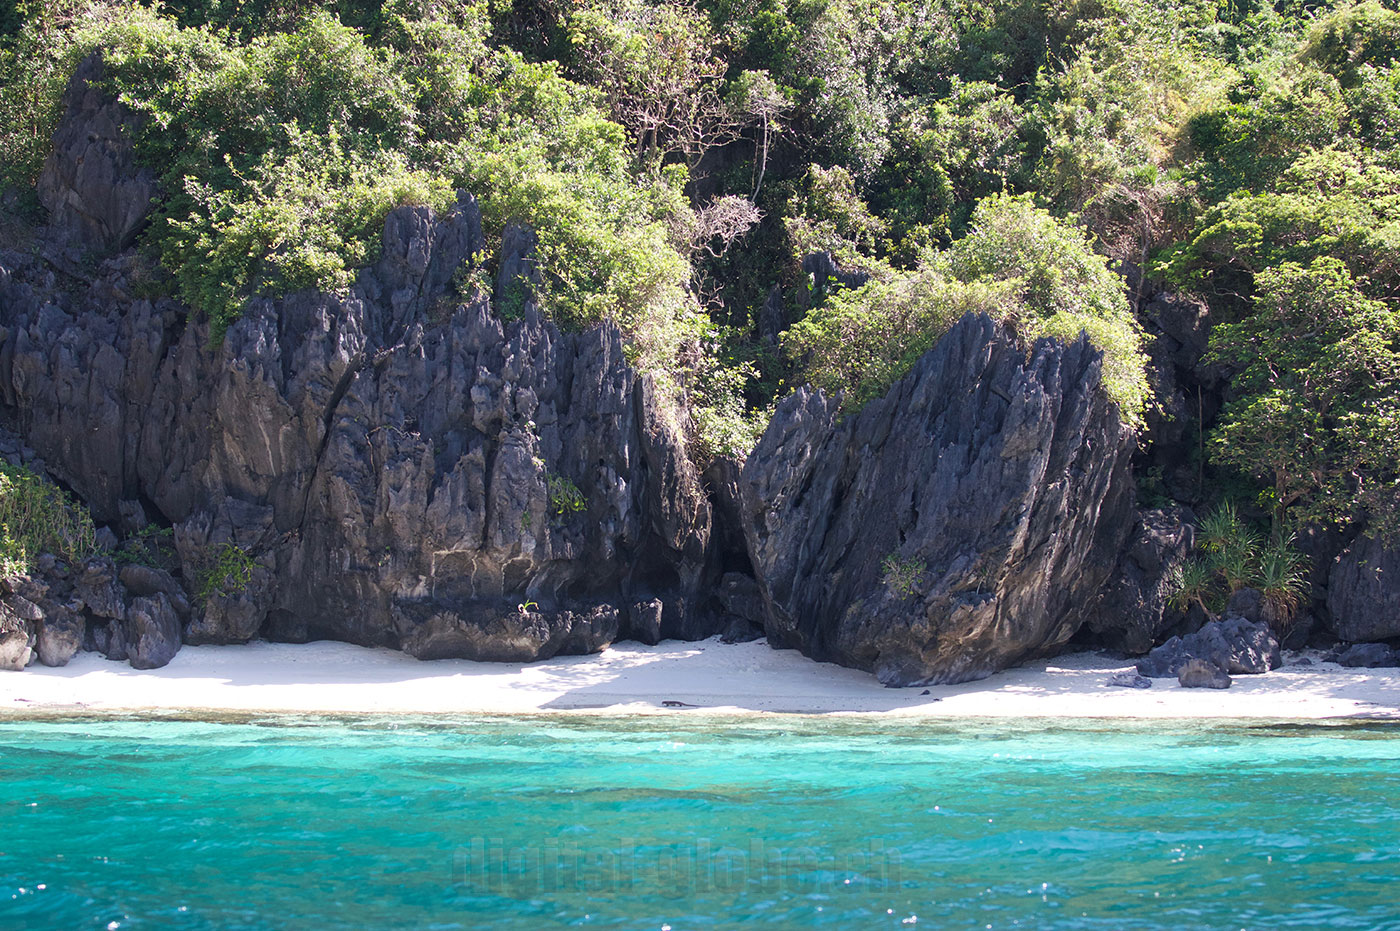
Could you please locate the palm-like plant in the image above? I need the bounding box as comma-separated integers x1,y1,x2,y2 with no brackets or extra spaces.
1197,501,1244,554
1257,534,1310,627
1198,502,1262,591
1167,556,1219,620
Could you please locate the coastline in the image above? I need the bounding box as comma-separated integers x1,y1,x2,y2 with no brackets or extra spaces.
1,639,1397,719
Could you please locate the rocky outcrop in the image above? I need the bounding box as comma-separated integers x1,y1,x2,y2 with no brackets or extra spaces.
1136,617,1280,678
1,61,720,666
0,191,719,662
36,55,157,253
738,313,1136,686
126,593,181,669
1083,506,1195,653
1328,535,1400,642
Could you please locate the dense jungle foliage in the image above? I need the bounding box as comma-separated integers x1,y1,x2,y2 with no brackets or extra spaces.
1,0,1398,541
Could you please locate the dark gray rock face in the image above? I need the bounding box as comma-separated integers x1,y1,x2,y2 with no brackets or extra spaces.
1137,617,1280,678
802,252,870,306
1178,657,1231,689
739,314,1136,686
119,565,192,619
716,572,765,628
36,55,157,253
1084,507,1195,654
89,618,128,661
1328,535,1400,642
75,556,125,620
1336,642,1397,668
720,615,763,643
125,593,181,669
2,77,719,665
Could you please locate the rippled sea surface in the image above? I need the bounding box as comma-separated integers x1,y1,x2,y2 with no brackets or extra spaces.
1,715,1398,930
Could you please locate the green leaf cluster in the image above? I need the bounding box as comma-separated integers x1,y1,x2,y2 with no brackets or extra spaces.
1168,503,1310,629
786,193,1150,422
0,462,99,577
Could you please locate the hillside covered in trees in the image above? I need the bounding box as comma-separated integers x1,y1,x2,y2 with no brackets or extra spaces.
1,0,1399,679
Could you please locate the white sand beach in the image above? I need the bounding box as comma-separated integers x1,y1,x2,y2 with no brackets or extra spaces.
2,638,1398,719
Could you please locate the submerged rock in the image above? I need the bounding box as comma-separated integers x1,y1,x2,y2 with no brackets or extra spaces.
739,313,1135,686
1178,657,1231,689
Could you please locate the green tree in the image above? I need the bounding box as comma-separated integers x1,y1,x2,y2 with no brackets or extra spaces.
1208,257,1400,530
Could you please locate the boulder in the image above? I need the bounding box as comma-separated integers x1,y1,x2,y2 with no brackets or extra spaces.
125,593,181,669
1225,588,1265,624
395,603,618,662
1178,658,1231,689
1328,535,1400,642
35,607,84,667
715,572,765,628
739,314,1135,685
91,617,129,662
0,629,32,671
757,283,786,345
1142,291,1211,371
801,252,870,307
1084,507,1195,654
1137,617,1280,678
626,599,664,646
1336,642,1396,668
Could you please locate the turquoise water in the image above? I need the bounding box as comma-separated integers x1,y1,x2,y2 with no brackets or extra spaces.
1,716,1398,930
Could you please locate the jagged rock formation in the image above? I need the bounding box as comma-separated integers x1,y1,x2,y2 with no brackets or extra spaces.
36,55,157,252
0,60,719,668
738,313,1137,686
0,202,718,662
1328,535,1400,642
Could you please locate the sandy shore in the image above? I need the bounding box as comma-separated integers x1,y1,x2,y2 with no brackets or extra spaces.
5,638,1394,716
1,638,1397,719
